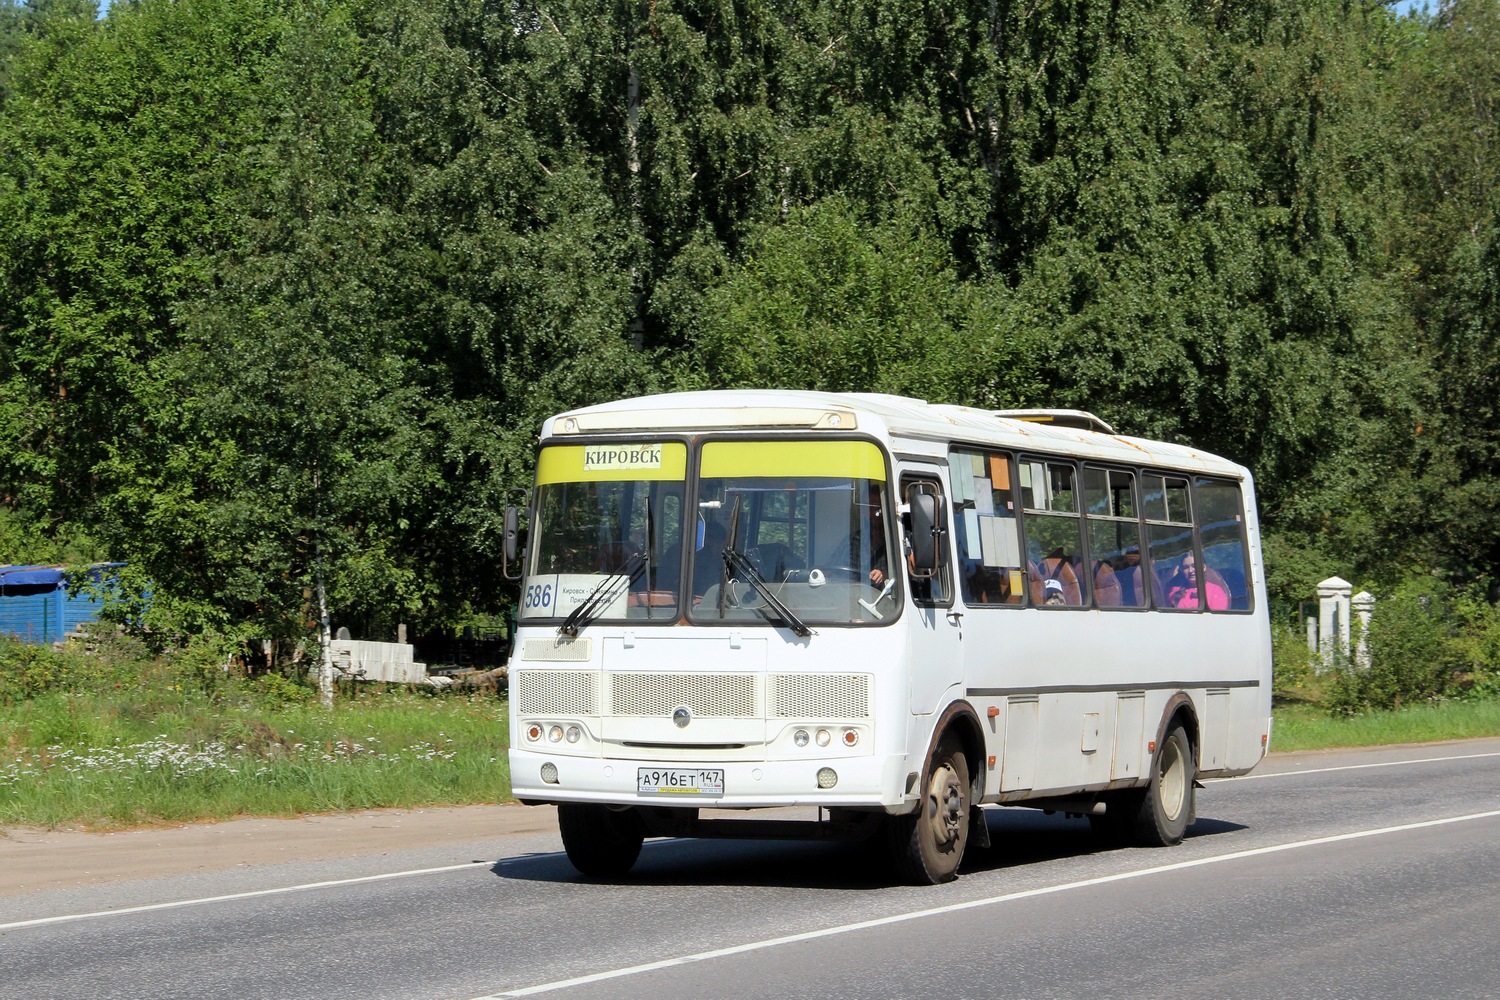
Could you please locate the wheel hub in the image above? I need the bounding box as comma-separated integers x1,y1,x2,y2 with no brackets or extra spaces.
926,762,965,846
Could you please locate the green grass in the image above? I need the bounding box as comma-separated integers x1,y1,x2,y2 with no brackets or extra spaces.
1270,697,1500,752
1,676,510,830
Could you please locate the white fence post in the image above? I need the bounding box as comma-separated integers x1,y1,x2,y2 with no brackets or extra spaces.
1353,590,1375,669
1316,576,1353,668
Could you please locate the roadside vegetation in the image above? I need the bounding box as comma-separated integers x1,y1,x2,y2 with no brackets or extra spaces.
5,586,1500,830
0,634,508,830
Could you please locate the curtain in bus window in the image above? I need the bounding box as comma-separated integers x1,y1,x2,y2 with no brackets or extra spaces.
949,449,1024,605
1144,473,1197,610
1194,478,1251,612
1083,466,1143,608
1022,460,1086,607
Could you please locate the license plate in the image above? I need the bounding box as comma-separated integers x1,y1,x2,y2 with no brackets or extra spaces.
637,768,724,797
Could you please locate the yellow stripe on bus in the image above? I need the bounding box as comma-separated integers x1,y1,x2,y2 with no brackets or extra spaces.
536,443,688,484
700,440,885,480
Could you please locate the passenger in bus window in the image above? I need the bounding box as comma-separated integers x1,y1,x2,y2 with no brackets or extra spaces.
1035,550,1082,605
868,496,890,587
1093,559,1122,606
1116,545,1143,606
1164,553,1228,610
1042,578,1066,605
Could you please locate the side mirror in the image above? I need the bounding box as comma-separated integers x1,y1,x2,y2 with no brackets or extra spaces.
906,484,946,579
502,505,523,581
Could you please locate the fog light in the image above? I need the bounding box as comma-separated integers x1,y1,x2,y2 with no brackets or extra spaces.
794,729,810,748
566,725,582,744
526,724,543,742
842,729,859,747
540,762,559,784
815,729,831,748
816,767,838,789
547,725,564,743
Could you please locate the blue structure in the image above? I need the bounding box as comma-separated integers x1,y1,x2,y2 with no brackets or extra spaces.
0,564,124,644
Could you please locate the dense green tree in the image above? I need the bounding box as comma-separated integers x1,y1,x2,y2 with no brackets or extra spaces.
1,0,1498,642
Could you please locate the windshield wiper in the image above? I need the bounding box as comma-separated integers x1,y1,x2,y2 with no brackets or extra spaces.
558,553,644,637
722,548,813,638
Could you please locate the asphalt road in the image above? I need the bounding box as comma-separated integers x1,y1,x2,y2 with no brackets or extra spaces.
3,739,1498,1000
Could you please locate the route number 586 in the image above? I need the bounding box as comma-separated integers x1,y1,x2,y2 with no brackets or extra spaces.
524,582,554,611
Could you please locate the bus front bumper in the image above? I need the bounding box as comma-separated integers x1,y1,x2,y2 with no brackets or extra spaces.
508,748,910,811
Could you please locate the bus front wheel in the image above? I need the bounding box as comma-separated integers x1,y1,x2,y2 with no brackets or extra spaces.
889,737,970,885
557,803,645,877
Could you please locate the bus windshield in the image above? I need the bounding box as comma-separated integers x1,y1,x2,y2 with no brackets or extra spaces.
521,442,687,624
520,438,897,627
688,439,895,627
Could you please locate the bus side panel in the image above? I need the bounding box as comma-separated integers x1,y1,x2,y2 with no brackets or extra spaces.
1112,693,1146,781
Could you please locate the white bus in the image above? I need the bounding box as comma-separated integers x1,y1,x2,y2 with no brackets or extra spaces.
505,390,1272,884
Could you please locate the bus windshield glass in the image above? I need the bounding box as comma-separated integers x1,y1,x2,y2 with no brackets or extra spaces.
688,439,895,627
521,442,687,623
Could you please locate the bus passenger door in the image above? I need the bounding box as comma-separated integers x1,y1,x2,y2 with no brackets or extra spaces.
902,471,962,717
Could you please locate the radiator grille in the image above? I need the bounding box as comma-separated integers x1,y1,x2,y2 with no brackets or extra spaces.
514,670,596,715
521,637,592,662
771,674,871,719
611,673,758,717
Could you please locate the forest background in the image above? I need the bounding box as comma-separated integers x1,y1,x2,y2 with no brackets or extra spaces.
0,0,1497,696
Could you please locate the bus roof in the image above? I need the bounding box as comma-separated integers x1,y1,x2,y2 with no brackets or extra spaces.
541,390,1248,479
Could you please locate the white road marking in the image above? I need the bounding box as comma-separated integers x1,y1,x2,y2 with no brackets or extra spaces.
1230,749,1500,781
475,808,1500,998
0,861,488,931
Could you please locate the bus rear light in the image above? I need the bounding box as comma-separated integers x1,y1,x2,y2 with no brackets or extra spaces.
794,729,810,748
540,762,559,784
566,726,582,743
842,729,859,747
526,724,543,742
547,726,564,743
816,768,838,789
815,729,832,748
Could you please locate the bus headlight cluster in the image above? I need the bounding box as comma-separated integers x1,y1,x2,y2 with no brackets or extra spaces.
525,723,583,744
792,728,860,749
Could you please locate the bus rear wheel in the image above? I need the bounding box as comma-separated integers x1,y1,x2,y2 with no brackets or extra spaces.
557,803,645,877
889,737,970,885
1118,724,1195,847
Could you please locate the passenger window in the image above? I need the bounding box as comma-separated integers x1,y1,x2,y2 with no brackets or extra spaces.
947,448,1024,605
1084,466,1144,608
1194,478,1251,612
1022,459,1086,607
1145,473,1197,610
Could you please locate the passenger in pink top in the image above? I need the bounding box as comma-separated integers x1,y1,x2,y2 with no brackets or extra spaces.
1166,552,1228,610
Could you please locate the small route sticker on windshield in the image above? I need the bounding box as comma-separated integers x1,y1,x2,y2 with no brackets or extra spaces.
582,444,664,472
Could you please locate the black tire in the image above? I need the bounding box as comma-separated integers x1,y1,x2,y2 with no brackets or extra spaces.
888,737,971,884
1119,724,1195,847
557,803,645,877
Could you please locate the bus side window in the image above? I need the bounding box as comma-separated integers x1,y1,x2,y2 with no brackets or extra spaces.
903,476,952,605
1194,478,1252,612
947,448,1024,606
1021,459,1087,607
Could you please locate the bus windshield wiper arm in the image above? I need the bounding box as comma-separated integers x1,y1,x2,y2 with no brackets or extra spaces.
558,553,644,637
722,548,813,638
